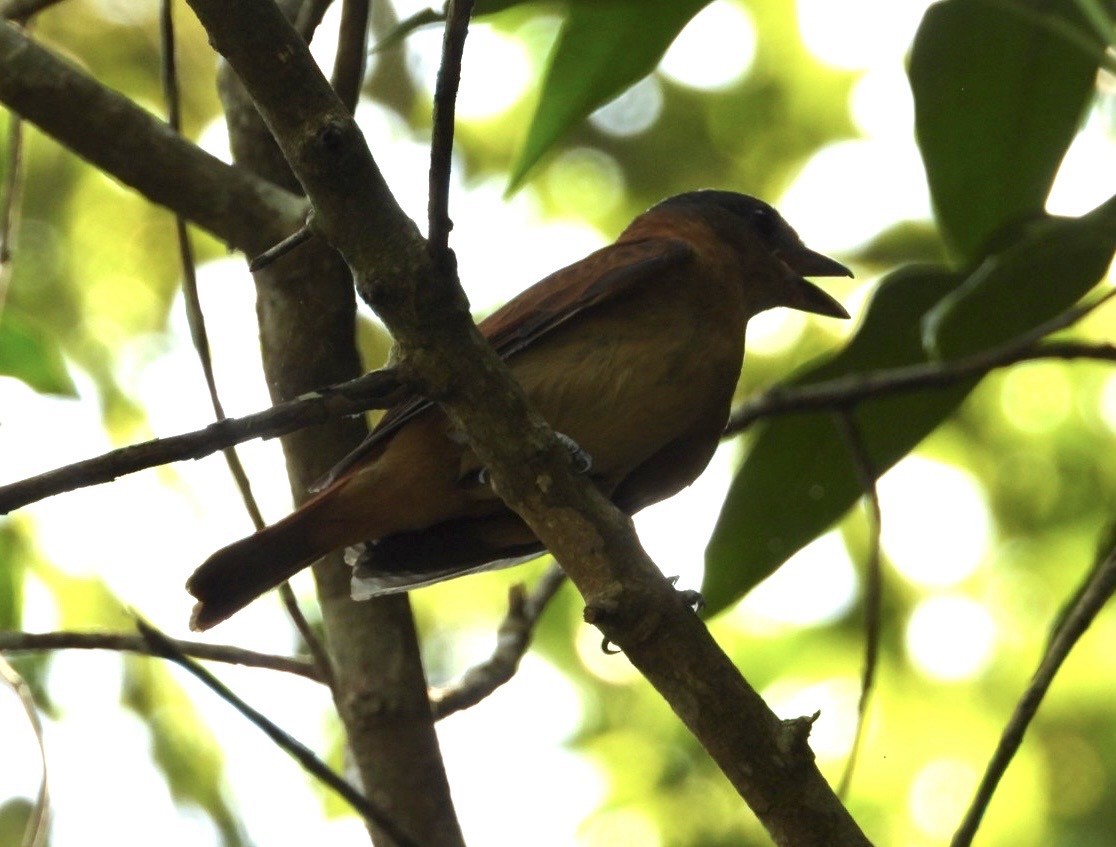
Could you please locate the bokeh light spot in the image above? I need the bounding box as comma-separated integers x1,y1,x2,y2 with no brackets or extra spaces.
798,0,931,70
580,808,663,847
544,148,625,219
589,75,664,138
908,757,979,838
905,595,997,681
878,456,992,588
408,23,532,120
659,1,756,91
998,364,1073,435
737,532,857,630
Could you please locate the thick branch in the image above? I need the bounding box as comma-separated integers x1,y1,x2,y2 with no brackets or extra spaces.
0,21,304,254
182,1,871,843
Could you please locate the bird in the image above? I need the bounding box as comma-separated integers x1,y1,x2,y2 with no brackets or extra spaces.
186,190,850,630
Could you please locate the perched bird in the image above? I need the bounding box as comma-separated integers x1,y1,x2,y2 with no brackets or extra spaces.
187,191,850,630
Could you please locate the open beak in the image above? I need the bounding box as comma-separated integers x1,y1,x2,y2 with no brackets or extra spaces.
777,245,852,319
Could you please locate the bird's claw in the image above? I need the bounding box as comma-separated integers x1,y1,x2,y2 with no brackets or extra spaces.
555,432,592,474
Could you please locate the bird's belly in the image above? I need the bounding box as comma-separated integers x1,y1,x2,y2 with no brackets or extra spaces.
509,315,741,486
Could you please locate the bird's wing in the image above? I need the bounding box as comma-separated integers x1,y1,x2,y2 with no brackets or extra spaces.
480,238,695,358
311,238,696,491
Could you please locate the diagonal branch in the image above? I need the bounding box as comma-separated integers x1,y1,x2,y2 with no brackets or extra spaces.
181,2,872,844
951,539,1116,847
135,618,419,846
9,339,1116,517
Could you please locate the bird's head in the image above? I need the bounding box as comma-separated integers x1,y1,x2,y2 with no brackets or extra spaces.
656,190,852,320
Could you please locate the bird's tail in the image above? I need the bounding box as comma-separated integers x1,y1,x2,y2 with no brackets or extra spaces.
187,499,334,631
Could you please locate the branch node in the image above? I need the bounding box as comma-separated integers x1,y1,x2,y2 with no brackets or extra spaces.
582,586,622,625
777,711,820,760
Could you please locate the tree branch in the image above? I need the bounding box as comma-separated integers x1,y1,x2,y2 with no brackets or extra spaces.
0,0,65,19
833,412,883,798
0,21,305,255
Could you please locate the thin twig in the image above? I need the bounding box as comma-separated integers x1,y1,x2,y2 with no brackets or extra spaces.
430,562,566,719
0,630,321,680
833,412,883,799
427,0,476,262
0,367,407,514
277,583,336,690
950,544,1116,847
372,6,445,53
0,655,48,847
331,0,371,113
726,340,1116,435
161,0,267,536
134,617,419,846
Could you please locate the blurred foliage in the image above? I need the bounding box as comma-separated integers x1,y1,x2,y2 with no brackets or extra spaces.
1,0,1115,846
121,657,244,847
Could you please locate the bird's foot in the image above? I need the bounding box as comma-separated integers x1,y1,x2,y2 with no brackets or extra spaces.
474,432,592,487
667,575,705,613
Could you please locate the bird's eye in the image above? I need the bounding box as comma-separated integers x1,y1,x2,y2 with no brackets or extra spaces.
751,207,779,241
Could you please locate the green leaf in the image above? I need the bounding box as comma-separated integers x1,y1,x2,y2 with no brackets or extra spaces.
924,195,1116,358
0,310,76,396
508,0,712,190
703,266,967,615
909,0,1106,260
704,197,1116,615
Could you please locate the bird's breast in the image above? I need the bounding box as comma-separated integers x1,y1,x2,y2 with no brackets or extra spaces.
507,288,745,486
